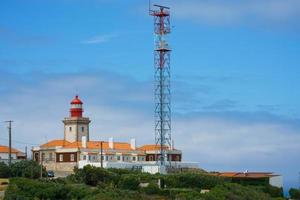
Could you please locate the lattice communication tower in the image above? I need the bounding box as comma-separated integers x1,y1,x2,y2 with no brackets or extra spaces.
150,4,172,166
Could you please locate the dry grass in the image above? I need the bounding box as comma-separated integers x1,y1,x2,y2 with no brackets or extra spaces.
0,179,9,193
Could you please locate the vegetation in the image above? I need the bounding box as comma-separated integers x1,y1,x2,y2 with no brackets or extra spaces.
289,188,300,200
0,161,46,179
164,172,226,189
0,162,10,178
1,164,286,200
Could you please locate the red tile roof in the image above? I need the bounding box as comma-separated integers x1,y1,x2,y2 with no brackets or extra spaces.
40,140,175,153
212,172,278,178
41,140,70,148
137,144,170,151
0,145,22,154
40,140,134,151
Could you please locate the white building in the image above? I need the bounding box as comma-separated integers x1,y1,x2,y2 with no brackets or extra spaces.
32,95,193,173
0,145,26,161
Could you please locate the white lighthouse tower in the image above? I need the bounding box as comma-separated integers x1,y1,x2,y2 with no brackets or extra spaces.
63,95,91,142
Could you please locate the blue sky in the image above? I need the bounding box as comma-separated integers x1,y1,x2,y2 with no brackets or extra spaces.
1,0,300,190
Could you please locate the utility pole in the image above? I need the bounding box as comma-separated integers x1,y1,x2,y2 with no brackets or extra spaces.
298,172,300,190
100,141,103,168
4,121,13,166
25,146,28,160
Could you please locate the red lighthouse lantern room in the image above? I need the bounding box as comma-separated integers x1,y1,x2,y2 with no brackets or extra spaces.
70,95,83,117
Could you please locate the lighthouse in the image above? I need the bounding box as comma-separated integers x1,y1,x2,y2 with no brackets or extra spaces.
63,95,91,142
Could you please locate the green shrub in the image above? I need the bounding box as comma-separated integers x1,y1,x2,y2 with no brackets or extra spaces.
0,162,10,178
118,175,140,190
166,188,203,200
81,165,111,186
165,172,225,189
86,188,141,200
205,183,271,200
263,185,283,198
4,178,97,200
10,160,46,179
289,188,300,200
142,182,161,195
4,178,72,200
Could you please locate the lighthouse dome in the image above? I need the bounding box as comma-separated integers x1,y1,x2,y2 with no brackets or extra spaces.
70,95,83,117
71,95,83,105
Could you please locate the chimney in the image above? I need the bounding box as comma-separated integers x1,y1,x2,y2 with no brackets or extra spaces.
82,136,87,148
109,137,114,149
130,138,136,150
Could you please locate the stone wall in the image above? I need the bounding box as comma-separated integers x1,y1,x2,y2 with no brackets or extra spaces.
43,162,77,172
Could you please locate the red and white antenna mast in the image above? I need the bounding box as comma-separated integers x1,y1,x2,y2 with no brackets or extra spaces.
150,4,172,167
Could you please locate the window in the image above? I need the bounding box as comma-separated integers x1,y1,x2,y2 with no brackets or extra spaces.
34,153,39,161
70,154,75,162
117,156,120,161
132,157,136,161
42,153,45,161
149,156,153,161
59,154,63,162
49,153,53,161
141,157,144,161
69,127,72,132
106,156,108,161
83,155,86,160
81,127,84,132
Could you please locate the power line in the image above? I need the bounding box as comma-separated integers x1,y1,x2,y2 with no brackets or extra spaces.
0,137,39,146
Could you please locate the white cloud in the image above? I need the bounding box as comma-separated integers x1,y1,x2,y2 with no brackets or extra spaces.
168,0,300,28
81,33,118,44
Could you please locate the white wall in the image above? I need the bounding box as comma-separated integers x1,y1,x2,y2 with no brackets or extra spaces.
0,152,17,159
269,176,283,188
64,123,89,142
64,124,77,142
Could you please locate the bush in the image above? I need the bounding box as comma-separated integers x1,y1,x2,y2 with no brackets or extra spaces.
166,188,203,200
142,182,161,195
4,178,72,200
0,162,10,178
5,178,97,200
10,160,46,179
289,188,300,200
76,165,113,186
263,185,283,198
205,183,272,200
118,175,140,190
164,172,225,189
86,188,141,200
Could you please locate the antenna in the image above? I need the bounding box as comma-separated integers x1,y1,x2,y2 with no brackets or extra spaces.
153,4,170,9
